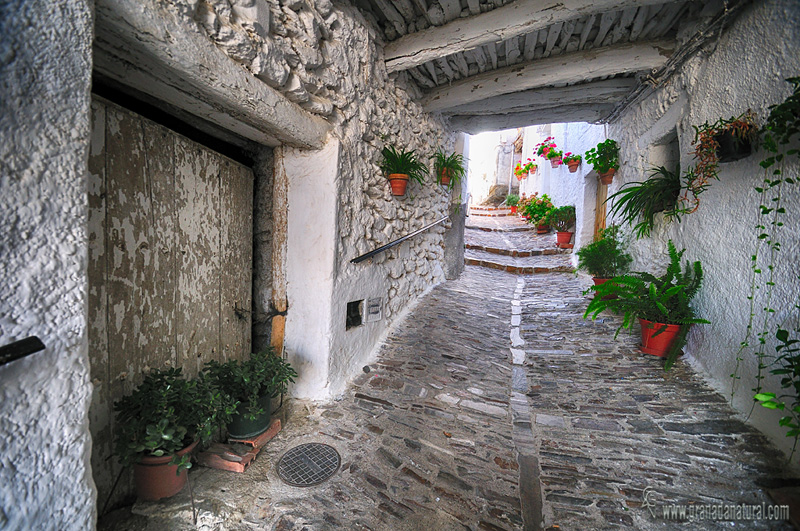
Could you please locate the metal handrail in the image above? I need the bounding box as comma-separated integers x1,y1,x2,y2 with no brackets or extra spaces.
350,216,449,264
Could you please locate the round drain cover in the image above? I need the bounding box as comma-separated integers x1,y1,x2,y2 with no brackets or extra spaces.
277,443,340,487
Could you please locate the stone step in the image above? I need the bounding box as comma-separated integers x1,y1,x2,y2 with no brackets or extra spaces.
465,243,569,258
465,248,574,275
465,224,536,233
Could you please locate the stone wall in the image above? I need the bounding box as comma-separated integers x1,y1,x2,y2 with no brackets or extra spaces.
193,0,453,398
0,0,96,528
603,0,800,455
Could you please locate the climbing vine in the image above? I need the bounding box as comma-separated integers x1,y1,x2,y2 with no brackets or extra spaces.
728,77,800,457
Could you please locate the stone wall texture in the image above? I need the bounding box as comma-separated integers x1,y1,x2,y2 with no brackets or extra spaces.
191,0,453,397
603,0,800,455
0,0,96,529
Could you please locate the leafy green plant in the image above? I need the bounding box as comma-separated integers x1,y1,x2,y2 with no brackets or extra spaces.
584,139,619,174
203,348,297,421
584,240,709,369
432,149,466,189
729,78,800,457
605,164,682,238
114,368,236,471
504,194,519,207
545,205,576,232
380,145,429,184
576,225,632,278
523,193,554,225
562,152,582,164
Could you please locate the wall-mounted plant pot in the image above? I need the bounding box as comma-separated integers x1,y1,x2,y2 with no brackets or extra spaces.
714,131,753,163
598,168,616,185
566,161,580,173
556,231,573,245
550,158,562,168
639,319,681,357
387,173,409,196
134,440,198,501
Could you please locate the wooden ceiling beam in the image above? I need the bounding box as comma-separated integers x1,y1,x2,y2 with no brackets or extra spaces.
449,104,615,134
385,0,670,72
422,39,673,112
441,78,636,115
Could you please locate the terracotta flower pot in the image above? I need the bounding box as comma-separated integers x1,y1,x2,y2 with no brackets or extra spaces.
550,158,562,168
438,170,451,186
566,161,580,173
639,319,681,357
536,224,550,234
134,440,198,501
598,168,616,185
388,173,409,196
592,277,617,300
556,231,572,245
510,206,517,214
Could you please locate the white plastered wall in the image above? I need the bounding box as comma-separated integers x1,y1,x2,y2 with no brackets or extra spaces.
282,138,340,399
606,0,800,455
0,0,96,528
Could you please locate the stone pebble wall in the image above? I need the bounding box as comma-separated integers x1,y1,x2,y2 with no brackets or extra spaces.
0,0,96,529
606,0,800,456
189,0,453,388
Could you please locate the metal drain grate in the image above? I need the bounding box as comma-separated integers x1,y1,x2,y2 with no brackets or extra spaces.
277,443,340,487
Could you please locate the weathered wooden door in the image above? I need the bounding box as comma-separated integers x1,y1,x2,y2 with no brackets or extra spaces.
87,97,253,504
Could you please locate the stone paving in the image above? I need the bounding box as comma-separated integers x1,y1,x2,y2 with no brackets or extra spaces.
100,228,797,531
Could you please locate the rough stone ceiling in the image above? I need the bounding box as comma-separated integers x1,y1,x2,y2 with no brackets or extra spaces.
355,0,748,133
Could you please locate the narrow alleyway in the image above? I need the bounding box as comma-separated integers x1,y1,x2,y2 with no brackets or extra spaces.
103,215,794,530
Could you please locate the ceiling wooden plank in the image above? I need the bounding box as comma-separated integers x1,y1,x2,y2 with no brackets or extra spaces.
442,78,637,115
422,39,674,112
449,104,615,133
439,0,462,21
384,0,668,72
484,43,498,69
629,6,650,41
543,22,564,57
593,11,619,47
506,35,522,64
523,31,537,61
467,0,480,16
578,14,596,49
372,0,408,36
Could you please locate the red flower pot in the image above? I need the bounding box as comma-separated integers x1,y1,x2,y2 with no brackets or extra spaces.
536,224,550,234
598,168,615,185
639,319,681,357
388,174,409,196
566,161,580,173
438,170,451,186
510,206,518,214
134,440,198,501
556,231,572,245
592,277,617,300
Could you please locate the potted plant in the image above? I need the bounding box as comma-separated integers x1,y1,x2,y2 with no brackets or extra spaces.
585,139,620,184
113,368,235,501
576,225,632,289
380,145,428,196
505,193,520,214
583,240,709,369
517,195,531,219
523,193,554,232
514,158,537,180
563,152,582,173
203,348,297,439
546,205,576,245
535,137,563,167
432,149,466,189
605,165,682,238
693,110,758,165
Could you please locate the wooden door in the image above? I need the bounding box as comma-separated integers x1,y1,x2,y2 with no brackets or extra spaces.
594,178,608,241
87,97,253,505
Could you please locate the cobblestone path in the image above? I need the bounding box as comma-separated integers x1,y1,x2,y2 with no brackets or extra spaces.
107,263,794,530
103,218,795,530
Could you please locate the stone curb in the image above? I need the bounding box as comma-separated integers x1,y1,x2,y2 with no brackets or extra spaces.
466,243,568,257
465,225,537,233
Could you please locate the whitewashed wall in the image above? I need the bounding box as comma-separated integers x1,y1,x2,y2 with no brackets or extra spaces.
0,0,96,529
607,0,800,455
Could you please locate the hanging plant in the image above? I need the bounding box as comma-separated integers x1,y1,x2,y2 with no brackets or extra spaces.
535,137,563,165
585,139,620,183
514,158,537,180
605,164,682,238
678,110,759,214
